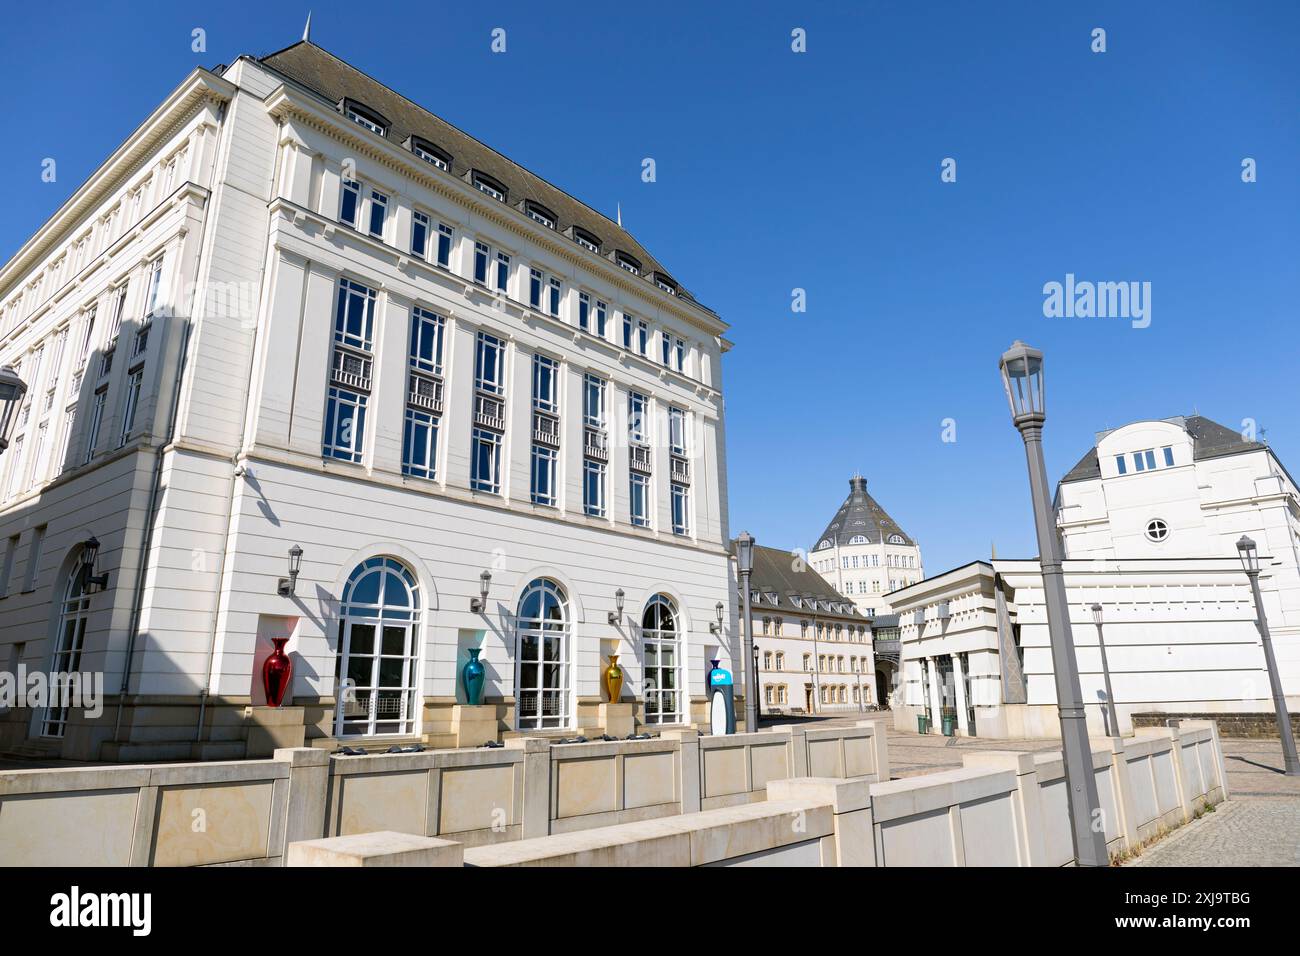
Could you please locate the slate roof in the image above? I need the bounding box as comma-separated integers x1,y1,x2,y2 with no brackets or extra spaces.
1060,415,1268,483
737,544,868,621
255,40,711,313
812,476,914,549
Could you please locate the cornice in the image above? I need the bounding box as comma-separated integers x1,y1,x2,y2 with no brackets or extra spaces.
262,84,728,342
0,69,235,301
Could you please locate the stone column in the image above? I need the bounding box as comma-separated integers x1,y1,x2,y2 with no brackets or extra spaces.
275,747,330,858
953,654,970,736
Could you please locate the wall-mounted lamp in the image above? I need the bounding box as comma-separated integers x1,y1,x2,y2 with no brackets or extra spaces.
80,536,111,592
608,588,625,625
277,544,304,597
470,570,492,613
709,600,724,636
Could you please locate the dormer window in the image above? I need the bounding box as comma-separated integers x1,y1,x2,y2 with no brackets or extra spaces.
340,99,389,138
407,136,451,172
573,228,602,254
888,534,905,545
615,252,642,276
471,171,507,203
653,272,677,295
525,202,556,229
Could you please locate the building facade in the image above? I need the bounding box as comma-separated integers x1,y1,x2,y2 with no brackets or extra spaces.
889,416,1300,737
809,476,923,617
746,544,877,716
0,38,740,760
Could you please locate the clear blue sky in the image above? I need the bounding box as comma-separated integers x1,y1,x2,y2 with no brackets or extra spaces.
3,1,1297,572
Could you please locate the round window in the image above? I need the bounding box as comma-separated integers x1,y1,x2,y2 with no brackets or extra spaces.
1145,519,1169,542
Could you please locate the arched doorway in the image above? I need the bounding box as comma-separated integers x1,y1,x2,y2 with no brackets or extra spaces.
334,557,421,737
41,564,92,737
641,594,681,724
515,578,570,730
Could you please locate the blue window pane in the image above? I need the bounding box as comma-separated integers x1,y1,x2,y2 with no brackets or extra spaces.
1145,449,1156,469
1163,446,1174,467
1115,455,1127,475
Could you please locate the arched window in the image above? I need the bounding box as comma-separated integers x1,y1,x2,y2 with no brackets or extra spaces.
334,557,421,737
642,594,681,724
516,579,569,729
41,564,92,737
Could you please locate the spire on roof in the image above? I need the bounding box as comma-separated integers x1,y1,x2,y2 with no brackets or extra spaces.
303,11,312,43
616,203,622,227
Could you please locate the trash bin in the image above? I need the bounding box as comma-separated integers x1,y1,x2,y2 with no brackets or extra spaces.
917,714,930,734
941,714,957,737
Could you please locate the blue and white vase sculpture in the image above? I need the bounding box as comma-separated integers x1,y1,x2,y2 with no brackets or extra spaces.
461,648,486,706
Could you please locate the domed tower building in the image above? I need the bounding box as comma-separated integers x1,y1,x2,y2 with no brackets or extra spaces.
809,475,924,618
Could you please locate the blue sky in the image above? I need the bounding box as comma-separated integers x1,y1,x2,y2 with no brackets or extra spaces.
2,1,1297,572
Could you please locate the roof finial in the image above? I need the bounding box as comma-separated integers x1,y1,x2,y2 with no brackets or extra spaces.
303,11,312,43
616,202,622,227
991,540,997,560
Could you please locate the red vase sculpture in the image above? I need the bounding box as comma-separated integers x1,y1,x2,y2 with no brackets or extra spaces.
262,637,293,707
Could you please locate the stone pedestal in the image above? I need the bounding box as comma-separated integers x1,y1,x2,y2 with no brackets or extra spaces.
244,705,306,758
599,702,636,738
451,704,498,747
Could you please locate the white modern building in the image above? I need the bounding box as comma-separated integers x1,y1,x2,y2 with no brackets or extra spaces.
809,476,924,617
0,35,741,761
888,416,1300,738
745,544,878,716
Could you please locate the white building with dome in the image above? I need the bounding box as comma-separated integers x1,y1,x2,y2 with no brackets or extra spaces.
808,476,924,618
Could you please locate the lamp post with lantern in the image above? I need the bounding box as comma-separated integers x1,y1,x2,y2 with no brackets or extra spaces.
999,340,1108,867
0,365,28,455
1089,603,1120,738
1236,535,1300,776
735,531,757,732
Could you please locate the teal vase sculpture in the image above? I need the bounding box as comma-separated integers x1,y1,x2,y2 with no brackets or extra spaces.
461,648,486,705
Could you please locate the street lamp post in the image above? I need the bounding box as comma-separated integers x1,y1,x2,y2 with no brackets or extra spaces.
735,531,757,733
0,365,29,455
1090,603,1120,738
999,340,1108,867
1236,536,1300,775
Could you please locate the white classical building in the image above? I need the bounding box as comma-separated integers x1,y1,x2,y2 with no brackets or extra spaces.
745,544,878,716
808,476,924,617
0,36,740,761
888,416,1300,738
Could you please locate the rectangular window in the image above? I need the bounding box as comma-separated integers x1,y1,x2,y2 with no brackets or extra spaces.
583,459,606,517
637,320,649,356
323,386,367,462
475,332,506,395
532,354,558,412
578,292,590,331
495,252,511,294
1115,454,1127,475
401,408,439,479
436,223,453,267
583,374,606,427
409,307,445,375
84,389,106,463
622,313,633,349
674,337,685,372
471,427,501,493
340,178,361,227
0,535,17,597
22,525,45,593
628,391,647,444
671,483,690,535
334,279,376,351
5,437,23,498
28,421,47,488
473,242,490,285
77,306,96,367
669,406,687,455
1162,446,1174,467
1145,448,1156,470
595,300,608,337
367,190,388,238
1132,451,1146,472
143,257,164,320
411,211,429,259
661,332,671,366
547,277,561,317
529,268,543,310
59,405,75,473
630,472,650,527
531,444,557,506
